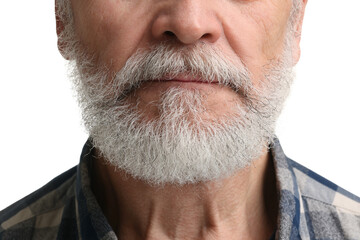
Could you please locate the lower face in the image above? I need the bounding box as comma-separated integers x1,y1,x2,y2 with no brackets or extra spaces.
65,0,296,184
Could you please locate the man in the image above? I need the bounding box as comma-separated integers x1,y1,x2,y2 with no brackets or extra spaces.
0,0,359,239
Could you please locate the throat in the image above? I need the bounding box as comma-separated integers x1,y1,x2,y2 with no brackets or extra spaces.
91,150,278,240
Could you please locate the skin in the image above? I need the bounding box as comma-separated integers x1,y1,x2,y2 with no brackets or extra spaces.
57,0,307,238
91,151,279,239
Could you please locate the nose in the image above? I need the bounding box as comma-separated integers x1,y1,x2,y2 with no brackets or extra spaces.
151,0,222,45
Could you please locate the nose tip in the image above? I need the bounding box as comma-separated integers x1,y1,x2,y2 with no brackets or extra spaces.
151,1,221,45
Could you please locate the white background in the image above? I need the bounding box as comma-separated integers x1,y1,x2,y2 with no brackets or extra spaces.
0,1,359,210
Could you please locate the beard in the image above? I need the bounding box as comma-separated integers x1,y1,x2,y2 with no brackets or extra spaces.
70,41,294,186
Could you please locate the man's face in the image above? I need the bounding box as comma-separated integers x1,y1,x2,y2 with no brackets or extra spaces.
57,0,303,185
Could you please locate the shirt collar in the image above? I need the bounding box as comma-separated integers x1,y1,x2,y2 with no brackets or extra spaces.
75,140,117,240
271,138,303,239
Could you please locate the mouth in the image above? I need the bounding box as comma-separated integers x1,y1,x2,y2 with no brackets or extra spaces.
153,73,219,85
118,74,241,101
152,78,219,84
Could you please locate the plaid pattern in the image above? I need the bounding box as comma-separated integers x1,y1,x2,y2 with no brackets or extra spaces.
1,139,359,239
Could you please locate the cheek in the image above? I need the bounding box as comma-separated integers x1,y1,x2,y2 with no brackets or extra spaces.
223,0,292,76
257,1,292,59
72,0,151,68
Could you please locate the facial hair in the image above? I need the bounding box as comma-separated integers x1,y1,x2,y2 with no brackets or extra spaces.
71,42,294,186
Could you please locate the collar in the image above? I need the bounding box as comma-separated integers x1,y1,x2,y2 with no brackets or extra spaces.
271,138,305,239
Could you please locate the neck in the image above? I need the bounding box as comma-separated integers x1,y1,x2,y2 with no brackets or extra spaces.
91,150,278,240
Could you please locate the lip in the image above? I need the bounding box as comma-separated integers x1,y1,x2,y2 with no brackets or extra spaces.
153,74,219,84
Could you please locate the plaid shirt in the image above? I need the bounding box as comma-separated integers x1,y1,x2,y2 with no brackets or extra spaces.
1,139,360,240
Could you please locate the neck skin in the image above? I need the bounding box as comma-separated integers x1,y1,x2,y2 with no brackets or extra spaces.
91,149,278,240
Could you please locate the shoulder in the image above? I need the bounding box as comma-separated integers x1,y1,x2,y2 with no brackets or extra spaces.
0,166,77,239
289,158,360,239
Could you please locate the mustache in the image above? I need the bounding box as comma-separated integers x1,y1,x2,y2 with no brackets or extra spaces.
116,44,252,96
77,43,254,104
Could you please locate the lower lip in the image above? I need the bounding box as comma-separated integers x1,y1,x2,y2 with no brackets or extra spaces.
156,80,220,89
165,81,239,94
136,80,221,92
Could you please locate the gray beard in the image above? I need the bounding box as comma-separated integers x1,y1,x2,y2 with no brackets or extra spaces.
71,43,294,186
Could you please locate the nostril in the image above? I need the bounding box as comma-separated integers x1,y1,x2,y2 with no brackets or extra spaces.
201,33,211,39
164,31,175,37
